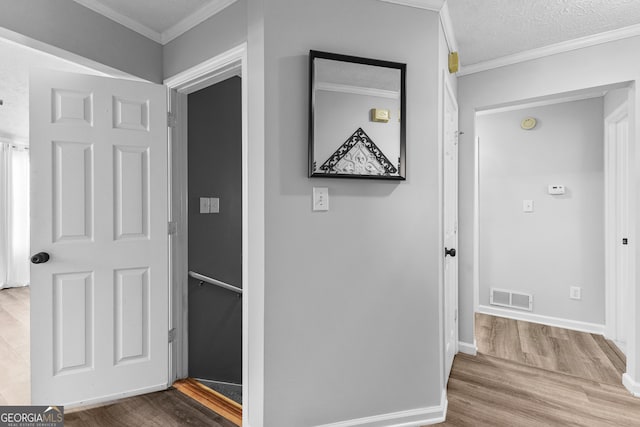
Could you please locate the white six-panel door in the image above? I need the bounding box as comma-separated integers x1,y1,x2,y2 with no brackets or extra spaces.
30,69,168,406
443,78,459,382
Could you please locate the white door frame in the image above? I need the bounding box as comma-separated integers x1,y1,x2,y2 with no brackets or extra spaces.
605,100,630,352
164,43,253,421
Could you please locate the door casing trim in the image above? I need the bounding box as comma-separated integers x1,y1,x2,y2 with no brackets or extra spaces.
164,43,255,426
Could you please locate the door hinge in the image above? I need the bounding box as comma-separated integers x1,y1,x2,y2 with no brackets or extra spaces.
454,309,458,322
168,221,177,235
167,112,176,128
168,328,176,343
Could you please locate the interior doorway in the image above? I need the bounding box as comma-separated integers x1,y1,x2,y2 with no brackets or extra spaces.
165,44,249,421
186,76,243,403
471,82,633,385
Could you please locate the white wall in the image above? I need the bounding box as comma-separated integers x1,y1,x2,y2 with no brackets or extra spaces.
163,0,247,79
252,0,446,425
605,87,631,118
457,34,640,392
0,0,162,82
477,98,604,324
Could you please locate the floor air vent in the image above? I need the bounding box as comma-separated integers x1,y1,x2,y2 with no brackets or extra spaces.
490,288,533,311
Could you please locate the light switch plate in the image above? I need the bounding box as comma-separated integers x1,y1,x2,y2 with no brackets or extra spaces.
570,286,581,300
523,200,534,213
313,187,329,211
210,197,220,213
200,197,210,214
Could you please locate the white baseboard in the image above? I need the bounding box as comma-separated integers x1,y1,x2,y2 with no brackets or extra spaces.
64,383,167,410
477,305,605,335
458,341,477,356
315,390,447,427
623,373,640,397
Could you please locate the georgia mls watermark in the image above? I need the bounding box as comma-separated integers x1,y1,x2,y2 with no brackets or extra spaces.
0,406,63,427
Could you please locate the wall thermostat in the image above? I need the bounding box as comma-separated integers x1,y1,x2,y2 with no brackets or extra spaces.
548,185,565,195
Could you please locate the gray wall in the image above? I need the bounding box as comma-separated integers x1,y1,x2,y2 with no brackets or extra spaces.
163,0,247,79
258,1,444,425
478,98,605,324
0,0,162,82
188,77,243,384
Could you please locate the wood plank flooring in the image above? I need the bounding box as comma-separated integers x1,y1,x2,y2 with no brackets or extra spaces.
439,353,640,426
7,290,636,427
436,314,637,426
173,378,242,426
0,286,30,405
475,313,625,385
65,388,236,427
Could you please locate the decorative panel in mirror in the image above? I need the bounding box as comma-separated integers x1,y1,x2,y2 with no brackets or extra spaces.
309,50,406,180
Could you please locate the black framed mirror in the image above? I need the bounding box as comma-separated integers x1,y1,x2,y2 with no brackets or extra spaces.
309,50,406,180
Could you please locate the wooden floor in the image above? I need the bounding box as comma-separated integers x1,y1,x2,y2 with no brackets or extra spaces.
6,292,638,426
0,286,30,405
65,388,236,427
475,313,625,385
173,378,242,426
436,313,638,426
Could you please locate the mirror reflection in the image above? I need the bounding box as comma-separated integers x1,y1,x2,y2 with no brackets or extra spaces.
309,51,406,179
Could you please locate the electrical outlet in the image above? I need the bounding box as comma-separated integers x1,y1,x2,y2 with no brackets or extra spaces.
570,286,581,300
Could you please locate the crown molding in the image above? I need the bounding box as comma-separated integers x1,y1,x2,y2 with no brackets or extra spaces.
161,0,238,44
439,2,458,53
73,0,162,43
73,0,238,45
315,82,400,99
458,22,640,77
378,0,445,12
378,0,458,53
476,90,607,116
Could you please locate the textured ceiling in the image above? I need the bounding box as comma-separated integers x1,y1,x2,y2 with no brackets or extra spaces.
0,39,101,144
78,0,211,33
315,58,401,92
448,0,640,66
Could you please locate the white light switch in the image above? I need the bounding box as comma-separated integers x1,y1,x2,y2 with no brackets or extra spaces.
200,197,210,214
523,200,534,213
313,187,329,211
210,197,220,213
570,286,581,300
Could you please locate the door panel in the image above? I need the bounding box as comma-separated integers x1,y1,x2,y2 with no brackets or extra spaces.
30,69,168,406
52,141,93,242
53,272,94,375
